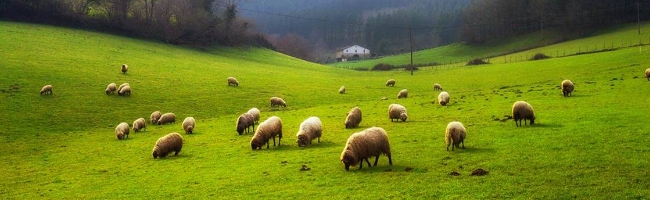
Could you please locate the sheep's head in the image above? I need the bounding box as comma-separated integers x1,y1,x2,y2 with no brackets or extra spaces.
251,138,263,150
296,134,308,147
440,101,447,106
152,148,159,159
530,117,535,125
117,132,124,140
400,112,408,122
341,150,358,171
236,119,247,135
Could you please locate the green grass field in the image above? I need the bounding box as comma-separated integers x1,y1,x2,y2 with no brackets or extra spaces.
1,21,650,199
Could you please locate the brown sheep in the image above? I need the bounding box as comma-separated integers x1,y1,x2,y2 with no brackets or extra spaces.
117,83,129,92
247,108,260,124
121,64,128,74
296,117,322,147
236,113,255,135
433,83,443,91
646,68,650,81
105,83,117,95
117,85,131,96
388,104,408,122
345,107,362,129
512,101,535,127
438,91,450,106
445,121,466,151
182,117,196,134
133,118,146,132
251,116,283,150
561,80,574,97
228,77,239,86
40,85,53,95
385,79,396,87
115,122,130,140
340,127,392,171
157,113,176,125
150,111,162,124
397,89,408,99
270,97,286,107
152,132,183,158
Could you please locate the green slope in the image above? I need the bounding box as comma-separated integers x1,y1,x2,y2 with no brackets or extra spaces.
1,21,650,199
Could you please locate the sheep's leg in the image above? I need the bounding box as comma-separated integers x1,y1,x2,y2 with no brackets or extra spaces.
359,160,363,169
365,158,371,167
373,155,380,166
446,143,450,151
461,141,465,149
272,136,276,146
318,137,320,143
387,155,392,165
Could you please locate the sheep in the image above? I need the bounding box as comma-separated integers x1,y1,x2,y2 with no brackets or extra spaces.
182,117,196,134
152,132,183,158
270,97,286,107
236,113,255,135
388,104,408,122
117,85,131,96
561,80,574,97
397,89,408,99
157,113,176,125
512,101,535,127
246,107,260,124
646,68,650,81
117,83,129,92
121,64,128,74
385,79,396,87
344,107,362,129
133,118,146,132
434,83,443,91
40,85,53,95
105,83,117,95
340,127,392,171
339,86,346,94
296,117,323,147
250,116,283,150
115,122,130,140
445,121,466,151
150,111,162,124
228,77,239,86
438,91,450,106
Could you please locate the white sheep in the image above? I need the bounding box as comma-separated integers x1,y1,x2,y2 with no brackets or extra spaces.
345,107,362,129
236,113,255,135
340,127,392,171
250,116,283,150
133,118,146,132
117,83,129,92
385,79,396,87
157,113,176,125
561,80,574,97
182,117,196,134
105,83,117,95
433,83,443,91
339,86,346,94
117,85,131,96
646,68,650,81
438,91,450,106
445,121,466,151
512,101,535,127
152,132,183,158
121,64,128,74
150,111,162,124
270,97,286,107
246,108,260,124
388,104,408,122
115,122,130,140
397,89,408,99
228,77,239,86
40,85,53,95
296,117,323,147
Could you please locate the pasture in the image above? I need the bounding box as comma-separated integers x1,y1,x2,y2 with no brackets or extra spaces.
1,21,649,198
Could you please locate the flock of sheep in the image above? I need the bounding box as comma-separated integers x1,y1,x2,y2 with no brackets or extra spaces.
38,65,650,170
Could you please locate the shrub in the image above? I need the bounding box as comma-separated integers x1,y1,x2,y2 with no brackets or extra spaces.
466,59,489,66
531,53,550,60
372,63,395,71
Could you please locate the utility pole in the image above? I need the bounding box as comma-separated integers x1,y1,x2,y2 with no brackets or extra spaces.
638,1,641,36
409,24,413,76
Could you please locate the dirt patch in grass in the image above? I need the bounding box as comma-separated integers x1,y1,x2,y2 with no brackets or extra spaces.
404,167,414,172
449,171,460,176
471,168,489,176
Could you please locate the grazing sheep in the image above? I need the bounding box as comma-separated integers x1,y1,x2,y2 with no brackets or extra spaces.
182,117,196,134
121,64,128,74
561,80,574,97
117,85,131,96
117,83,129,92
157,113,176,125
340,127,392,171
150,111,162,124
236,113,255,135
228,77,239,86
339,86,346,94
646,68,650,81
247,107,260,124
270,97,286,107
40,85,53,95
152,132,183,158
438,91,450,106
296,117,323,147
397,89,408,99
512,101,535,127
115,122,130,140
445,121,466,151
434,83,443,91
388,104,408,122
133,118,146,132
345,107,362,129
250,116,283,150
105,83,117,95
385,79,396,87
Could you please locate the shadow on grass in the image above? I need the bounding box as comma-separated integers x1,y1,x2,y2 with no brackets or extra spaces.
344,164,426,173
562,93,592,98
450,147,496,154
529,123,564,128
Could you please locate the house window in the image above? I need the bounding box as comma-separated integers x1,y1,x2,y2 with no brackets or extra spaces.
346,50,348,52
355,50,357,53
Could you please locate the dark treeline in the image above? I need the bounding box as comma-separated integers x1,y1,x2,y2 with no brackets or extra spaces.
0,0,273,48
461,0,650,44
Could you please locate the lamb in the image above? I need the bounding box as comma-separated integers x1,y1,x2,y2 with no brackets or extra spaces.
115,122,130,140
296,117,323,147
388,104,408,122
236,113,255,135
157,113,176,125
121,64,128,74
117,85,131,96
246,107,260,124
228,77,239,86
397,89,408,99
344,107,362,129
561,80,574,97
340,127,392,171
152,132,183,158
182,117,196,134
646,68,650,81
133,118,146,132
40,85,53,95
250,116,283,150
512,101,535,127
438,91,450,106
445,121,466,151
150,111,162,124
105,83,117,95
117,83,129,91
385,79,396,87
339,86,346,94
434,83,443,91
270,97,286,107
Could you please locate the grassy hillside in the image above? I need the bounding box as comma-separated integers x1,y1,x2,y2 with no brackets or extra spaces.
1,21,650,199
332,22,650,69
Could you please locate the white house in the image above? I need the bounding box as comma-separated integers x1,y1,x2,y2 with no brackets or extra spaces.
336,45,371,62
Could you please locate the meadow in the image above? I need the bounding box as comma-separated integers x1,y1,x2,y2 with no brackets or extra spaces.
1,21,650,199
